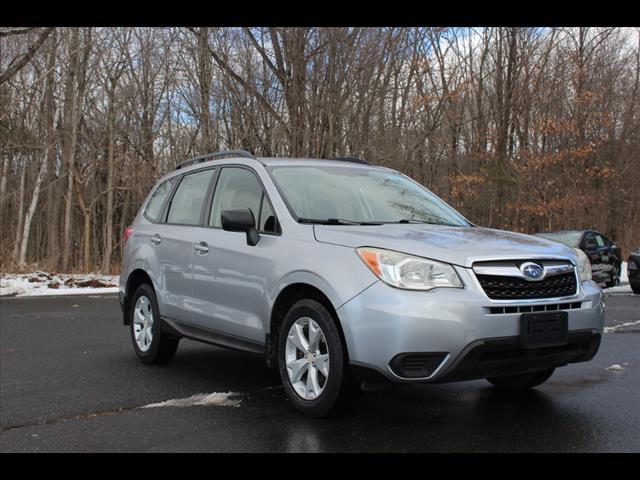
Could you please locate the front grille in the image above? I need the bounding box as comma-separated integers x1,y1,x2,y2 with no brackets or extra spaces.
476,272,577,300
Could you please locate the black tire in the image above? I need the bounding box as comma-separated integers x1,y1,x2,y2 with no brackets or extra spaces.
605,263,621,288
632,284,640,295
129,284,179,364
277,299,361,417
486,368,555,391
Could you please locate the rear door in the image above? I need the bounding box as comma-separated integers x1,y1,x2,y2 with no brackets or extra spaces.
133,177,177,315
157,167,216,323
191,166,281,344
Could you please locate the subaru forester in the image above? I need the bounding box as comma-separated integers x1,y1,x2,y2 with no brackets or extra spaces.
119,150,604,417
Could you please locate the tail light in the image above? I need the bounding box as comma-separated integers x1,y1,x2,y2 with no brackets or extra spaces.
124,226,134,243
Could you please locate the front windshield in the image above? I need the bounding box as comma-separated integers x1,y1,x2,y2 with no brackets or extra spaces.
268,165,470,226
536,231,583,248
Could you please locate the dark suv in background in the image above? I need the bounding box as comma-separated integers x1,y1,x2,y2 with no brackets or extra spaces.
535,230,622,288
627,247,640,294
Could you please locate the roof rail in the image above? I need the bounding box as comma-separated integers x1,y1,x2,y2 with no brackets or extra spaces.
175,149,256,170
329,156,371,165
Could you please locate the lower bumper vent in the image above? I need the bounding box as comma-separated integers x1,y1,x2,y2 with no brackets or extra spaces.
488,302,582,315
389,353,447,378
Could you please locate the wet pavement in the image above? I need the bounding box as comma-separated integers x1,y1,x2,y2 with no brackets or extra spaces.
1,292,638,452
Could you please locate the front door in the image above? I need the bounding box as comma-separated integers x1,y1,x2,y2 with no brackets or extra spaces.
191,166,281,344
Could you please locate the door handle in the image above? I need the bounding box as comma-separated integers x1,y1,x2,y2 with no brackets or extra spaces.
150,234,162,245
194,242,209,254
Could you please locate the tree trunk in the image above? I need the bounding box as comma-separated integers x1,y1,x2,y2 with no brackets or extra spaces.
0,154,8,216
196,27,213,151
82,208,91,272
18,156,47,265
61,28,80,272
12,157,26,263
102,77,117,272
42,30,59,268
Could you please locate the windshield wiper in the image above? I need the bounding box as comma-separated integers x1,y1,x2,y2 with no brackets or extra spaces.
394,219,461,227
298,217,382,226
395,219,439,224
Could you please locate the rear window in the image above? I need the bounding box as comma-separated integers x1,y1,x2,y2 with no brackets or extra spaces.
166,169,215,225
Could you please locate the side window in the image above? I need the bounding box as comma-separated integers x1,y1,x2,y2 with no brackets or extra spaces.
583,233,597,249
144,178,174,222
166,169,215,226
209,167,279,233
594,234,605,248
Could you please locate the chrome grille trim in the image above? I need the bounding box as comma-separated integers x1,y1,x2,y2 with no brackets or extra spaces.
471,259,579,301
472,260,574,281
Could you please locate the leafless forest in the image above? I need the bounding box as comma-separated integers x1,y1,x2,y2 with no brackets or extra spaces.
1,27,639,273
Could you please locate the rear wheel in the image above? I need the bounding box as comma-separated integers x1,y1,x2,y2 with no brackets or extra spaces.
130,284,179,364
277,299,361,417
632,283,640,295
486,368,555,391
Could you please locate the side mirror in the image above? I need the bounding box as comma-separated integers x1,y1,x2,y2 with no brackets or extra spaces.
221,208,260,246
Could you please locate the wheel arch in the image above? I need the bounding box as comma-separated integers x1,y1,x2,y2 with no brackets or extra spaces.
266,282,350,368
123,269,155,325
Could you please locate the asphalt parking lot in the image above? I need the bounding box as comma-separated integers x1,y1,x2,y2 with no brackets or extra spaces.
1,292,638,452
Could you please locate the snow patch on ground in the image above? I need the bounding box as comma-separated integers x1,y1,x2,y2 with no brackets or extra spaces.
603,261,633,295
0,272,119,297
605,364,625,371
603,320,640,333
140,392,242,409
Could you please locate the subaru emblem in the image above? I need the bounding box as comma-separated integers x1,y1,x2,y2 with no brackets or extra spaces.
520,262,544,280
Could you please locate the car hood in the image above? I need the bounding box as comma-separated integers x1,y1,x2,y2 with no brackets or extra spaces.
313,224,578,268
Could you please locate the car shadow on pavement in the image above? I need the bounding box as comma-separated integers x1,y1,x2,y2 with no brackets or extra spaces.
246,384,607,452
116,346,610,452
119,342,280,393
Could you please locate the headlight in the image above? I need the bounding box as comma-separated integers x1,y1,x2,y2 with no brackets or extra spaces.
574,248,592,282
356,247,463,290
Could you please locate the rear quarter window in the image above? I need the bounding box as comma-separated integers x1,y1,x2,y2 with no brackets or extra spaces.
144,178,175,222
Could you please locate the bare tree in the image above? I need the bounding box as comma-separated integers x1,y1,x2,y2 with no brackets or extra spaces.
1,27,638,272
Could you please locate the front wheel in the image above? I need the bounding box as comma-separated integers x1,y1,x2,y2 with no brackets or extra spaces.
130,284,179,364
277,299,361,417
606,263,621,288
486,368,555,391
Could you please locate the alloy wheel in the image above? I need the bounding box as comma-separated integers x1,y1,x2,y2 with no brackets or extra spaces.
133,295,154,352
285,317,330,400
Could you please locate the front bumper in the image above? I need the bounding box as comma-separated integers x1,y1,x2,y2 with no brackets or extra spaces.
336,269,605,383
628,261,639,287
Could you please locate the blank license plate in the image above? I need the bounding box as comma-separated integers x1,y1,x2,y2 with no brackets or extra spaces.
520,312,568,348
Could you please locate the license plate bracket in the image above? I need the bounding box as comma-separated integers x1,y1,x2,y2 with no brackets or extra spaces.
520,311,568,348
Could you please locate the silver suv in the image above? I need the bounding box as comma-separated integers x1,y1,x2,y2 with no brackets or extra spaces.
119,151,605,417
